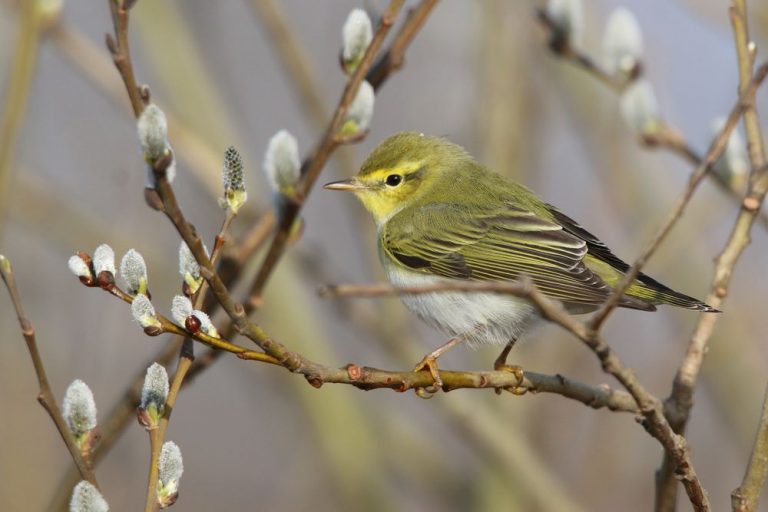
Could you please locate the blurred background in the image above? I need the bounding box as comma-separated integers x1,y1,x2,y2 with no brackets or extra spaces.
1,0,768,510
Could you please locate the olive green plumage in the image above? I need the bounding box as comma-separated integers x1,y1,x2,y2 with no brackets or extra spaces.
332,131,715,315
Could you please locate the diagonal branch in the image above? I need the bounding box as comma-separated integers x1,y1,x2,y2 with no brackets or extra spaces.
657,3,768,510
589,61,768,330
246,0,407,302
0,256,99,488
536,7,768,229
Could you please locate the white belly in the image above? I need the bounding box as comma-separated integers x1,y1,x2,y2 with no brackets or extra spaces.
383,260,537,346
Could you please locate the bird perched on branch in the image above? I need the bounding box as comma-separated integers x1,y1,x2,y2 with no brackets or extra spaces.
324,132,716,395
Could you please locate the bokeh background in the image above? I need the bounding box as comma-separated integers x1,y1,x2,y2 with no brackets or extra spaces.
1,0,768,510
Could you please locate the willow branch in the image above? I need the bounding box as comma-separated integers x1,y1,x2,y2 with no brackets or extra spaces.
247,0,407,302
0,256,99,488
589,61,768,330
536,8,768,229
732,382,768,511
319,276,709,509
656,5,768,511
366,0,439,91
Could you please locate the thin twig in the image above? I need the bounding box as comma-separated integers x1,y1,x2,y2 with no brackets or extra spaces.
732,381,768,512
247,0,407,302
589,61,768,331
536,7,768,228
366,0,439,91
0,256,99,487
656,4,768,510
143,354,192,512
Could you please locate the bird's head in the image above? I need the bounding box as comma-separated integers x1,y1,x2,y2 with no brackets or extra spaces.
324,132,470,225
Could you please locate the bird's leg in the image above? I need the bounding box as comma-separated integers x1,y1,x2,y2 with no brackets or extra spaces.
494,338,526,395
412,334,466,395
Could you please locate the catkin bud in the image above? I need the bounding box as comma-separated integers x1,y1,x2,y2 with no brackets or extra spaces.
139,362,169,429
171,295,193,327
602,8,643,79
157,441,184,508
619,79,661,137
178,241,208,296
93,244,115,278
192,309,219,338
712,117,749,191
341,9,373,74
137,104,170,162
263,130,301,199
62,380,97,439
545,0,584,51
340,80,374,136
70,481,109,512
131,294,162,334
221,146,247,213
68,255,93,285
119,249,148,295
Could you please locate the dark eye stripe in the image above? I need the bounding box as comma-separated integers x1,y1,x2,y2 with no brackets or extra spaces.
404,166,425,181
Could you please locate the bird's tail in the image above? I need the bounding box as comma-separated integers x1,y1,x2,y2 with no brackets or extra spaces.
625,273,719,312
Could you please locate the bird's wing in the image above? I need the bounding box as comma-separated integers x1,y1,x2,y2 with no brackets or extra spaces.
382,203,653,310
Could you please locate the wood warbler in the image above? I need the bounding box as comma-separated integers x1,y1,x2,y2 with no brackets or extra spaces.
324,132,716,391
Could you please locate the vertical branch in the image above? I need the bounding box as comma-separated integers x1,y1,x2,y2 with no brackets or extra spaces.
656,4,768,510
732,381,768,511
0,256,99,487
730,0,766,171
247,0,406,301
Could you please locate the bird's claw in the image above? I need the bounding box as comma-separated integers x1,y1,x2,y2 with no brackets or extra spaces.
494,363,527,396
413,356,443,397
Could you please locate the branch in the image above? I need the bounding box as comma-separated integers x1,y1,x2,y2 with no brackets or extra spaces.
247,0,408,301
320,277,711,509
657,4,768,510
589,61,768,330
0,256,99,487
732,381,768,511
366,0,439,91
536,7,768,229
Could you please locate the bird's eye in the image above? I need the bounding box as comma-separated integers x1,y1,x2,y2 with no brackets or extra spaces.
385,174,403,187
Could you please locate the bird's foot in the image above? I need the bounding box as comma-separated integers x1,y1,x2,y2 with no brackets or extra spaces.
494,361,527,396
412,355,443,398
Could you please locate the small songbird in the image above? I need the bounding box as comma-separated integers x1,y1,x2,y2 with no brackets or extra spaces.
324,132,716,391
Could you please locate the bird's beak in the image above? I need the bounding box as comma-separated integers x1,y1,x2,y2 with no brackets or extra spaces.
323,178,366,192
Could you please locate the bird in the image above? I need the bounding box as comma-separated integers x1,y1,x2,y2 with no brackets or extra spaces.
324,132,717,393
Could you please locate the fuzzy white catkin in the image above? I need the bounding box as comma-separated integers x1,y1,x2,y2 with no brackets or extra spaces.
341,9,373,69
159,441,184,488
192,309,219,337
92,244,115,275
68,255,91,279
178,242,202,281
344,81,375,133
131,294,158,328
619,79,660,135
137,104,169,161
171,295,193,326
62,380,97,435
70,481,109,512
119,249,147,295
140,362,169,410
263,130,301,194
546,0,584,48
602,7,644,76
